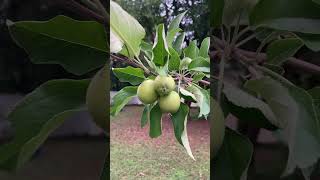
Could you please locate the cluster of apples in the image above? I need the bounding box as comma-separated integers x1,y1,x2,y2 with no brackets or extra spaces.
137,75,181,113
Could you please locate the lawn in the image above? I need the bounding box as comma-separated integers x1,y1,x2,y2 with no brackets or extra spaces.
110,106,210,179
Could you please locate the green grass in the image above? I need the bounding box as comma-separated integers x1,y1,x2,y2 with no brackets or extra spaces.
110,142,209,179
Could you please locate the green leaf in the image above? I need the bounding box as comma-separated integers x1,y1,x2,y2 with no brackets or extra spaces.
180,88,197,102
152,24,170,66
297,33,320,52
0,79,89,170
313,0,320,5
168,47,181,71
211,98,225,157
186,84,210,118
171,104,194,160
308,87,320,119
7,15,108,75
192,72,206,83
110,1,145,58
212,128,253,180
209,0,224,27
166,28,182,47
173,32,185,55
110,86,138,116
168,11,187,32
141,105,150,128
250,0,320,34
188,57,210,73
141,41,153,59
199,37,210,59
223,83,279,129
266,38,303,65
264,64,285,75
223,0,258,26
184,40,199,59
112,66,145,85
149,103,162,138
245,77,320,176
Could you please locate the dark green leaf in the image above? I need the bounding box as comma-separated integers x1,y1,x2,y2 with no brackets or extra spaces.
188,57,210,73
209,0,224,27
212,128,253,180
141,105,150,128
7,16,108,75
149,103,162,138
173,32,185,55
110,86,138,116
211,98,225,157
168,47,181,71
308,87,320,119
297,33,320,52
171,104,194,159
250,0,320,34
245,77,320,176
223,83,279,129
184,40,199,59
112,66,145,85
168,11,187,32
199,37,210,59
0,79,89,170
266,38,303,65
264,64,285,75
153,24,170,66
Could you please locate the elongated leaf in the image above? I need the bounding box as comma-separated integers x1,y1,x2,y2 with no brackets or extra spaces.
308,87,320,119
168,47,180,71
186,84,210,118
184,40,199,59
173,32,185,55
212,128,253,180
0,79,89,170
250,0,320,34
171,104,194,160
267,38,303,65
245,77,320,176
188,57,210,73
297,33,320,52
149,103,162,138
168,11,187,31
166,28,181,47
211,98,225,157
199,37,210,59
153,24,170,66
141,41,153,59
192,72,206,83
7,16,108,75
110,86,138,116
209,0,224,27
112,66,145,85
110,1,145,58
223,83,279,129
180,88,197,102
141,105,150,128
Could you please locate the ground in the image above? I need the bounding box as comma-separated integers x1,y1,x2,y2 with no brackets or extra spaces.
110,106,210,179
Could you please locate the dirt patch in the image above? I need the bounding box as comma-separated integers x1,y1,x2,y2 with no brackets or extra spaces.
111,106,210,149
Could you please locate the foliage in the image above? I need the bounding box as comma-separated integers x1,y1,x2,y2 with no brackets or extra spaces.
210,0,320,179
110,0,210,160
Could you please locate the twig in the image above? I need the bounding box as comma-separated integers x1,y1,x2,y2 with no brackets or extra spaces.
217,54,225,103
110,54,150,74
57,0,107,24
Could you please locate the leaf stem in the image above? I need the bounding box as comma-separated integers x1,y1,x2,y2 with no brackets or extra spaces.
235,33,256,48
217,54,225,103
